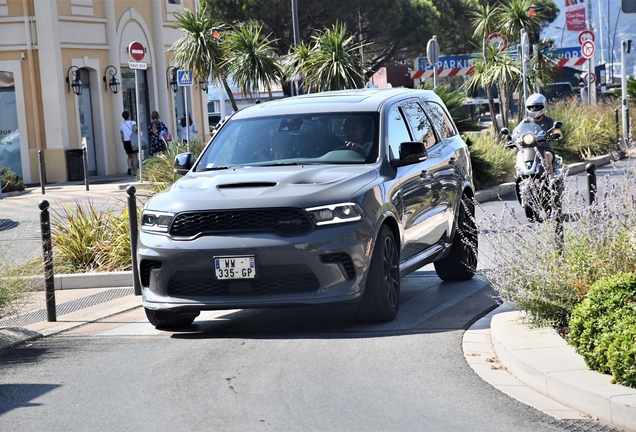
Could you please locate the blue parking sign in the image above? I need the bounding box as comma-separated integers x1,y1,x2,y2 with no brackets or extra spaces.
177,70,193,86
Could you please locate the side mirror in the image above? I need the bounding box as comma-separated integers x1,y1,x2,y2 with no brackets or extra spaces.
554,121,563,129
391,141,428,168
174,152,194,175
500,128,510,136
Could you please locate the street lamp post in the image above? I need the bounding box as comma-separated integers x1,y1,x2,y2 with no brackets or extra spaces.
554,26,566,47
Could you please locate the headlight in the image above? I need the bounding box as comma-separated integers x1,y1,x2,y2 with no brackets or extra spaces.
141,211,174,233
305,203,363,226
522,133,535,145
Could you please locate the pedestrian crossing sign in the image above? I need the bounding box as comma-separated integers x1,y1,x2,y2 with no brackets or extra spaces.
177,70,193,86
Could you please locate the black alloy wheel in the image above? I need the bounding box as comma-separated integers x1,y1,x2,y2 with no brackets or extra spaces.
355,225,400,323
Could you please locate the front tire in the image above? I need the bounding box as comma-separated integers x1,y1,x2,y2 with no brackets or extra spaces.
145,308,199,329
355,225,400,323
434,197,478,281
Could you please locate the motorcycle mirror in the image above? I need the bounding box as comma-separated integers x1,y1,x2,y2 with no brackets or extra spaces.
554,121,563,129
500,127,510,135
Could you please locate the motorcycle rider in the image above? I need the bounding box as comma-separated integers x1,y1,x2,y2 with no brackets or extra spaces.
519,93,562,176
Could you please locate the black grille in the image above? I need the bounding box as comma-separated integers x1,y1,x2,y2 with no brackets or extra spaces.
169,208,313,237
140,260,162,286
320,253,356,280
168,275,320,296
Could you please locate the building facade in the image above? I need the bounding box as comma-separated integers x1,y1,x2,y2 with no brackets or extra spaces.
0,0,209,184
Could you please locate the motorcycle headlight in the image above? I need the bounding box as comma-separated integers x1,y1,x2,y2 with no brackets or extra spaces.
305,203,363,226
522,133,535,145
141,211,174,233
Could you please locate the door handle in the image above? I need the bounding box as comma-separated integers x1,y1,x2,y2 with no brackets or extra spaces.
448,157,456,165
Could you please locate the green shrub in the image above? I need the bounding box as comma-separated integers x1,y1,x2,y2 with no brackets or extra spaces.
51,199,141,273
568,273,636,379
548,101,619,162
465,132,515,190
0,167,25,193
0,225,40,318
607,324,636,387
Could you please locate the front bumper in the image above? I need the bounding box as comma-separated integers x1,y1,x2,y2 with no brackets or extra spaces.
138,222,371,312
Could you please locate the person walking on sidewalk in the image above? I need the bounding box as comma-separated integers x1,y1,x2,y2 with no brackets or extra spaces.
147,110,170,157
120,110,139,176
179,112,198,144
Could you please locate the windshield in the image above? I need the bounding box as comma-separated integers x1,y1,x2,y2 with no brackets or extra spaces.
194,113,379,171
511,122,546,142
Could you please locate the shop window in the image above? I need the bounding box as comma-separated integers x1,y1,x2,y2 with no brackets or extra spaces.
0,71,21,177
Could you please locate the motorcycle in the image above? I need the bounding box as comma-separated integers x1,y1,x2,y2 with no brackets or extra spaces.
501,121,564,222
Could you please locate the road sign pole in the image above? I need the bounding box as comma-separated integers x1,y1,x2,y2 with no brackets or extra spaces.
184,85,189,152
426,36,440,90
135,69,143,181
622,40,629,139
521,30,529,106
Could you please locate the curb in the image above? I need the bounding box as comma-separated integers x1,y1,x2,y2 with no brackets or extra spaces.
490,309,636,430
30,271,134,291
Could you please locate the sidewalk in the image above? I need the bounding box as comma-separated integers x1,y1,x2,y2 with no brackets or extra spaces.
2,155,635,431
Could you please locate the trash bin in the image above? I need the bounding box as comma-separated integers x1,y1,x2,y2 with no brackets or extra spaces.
66,149,85,181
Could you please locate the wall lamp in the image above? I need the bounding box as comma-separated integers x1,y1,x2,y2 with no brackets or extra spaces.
166,66,178,92
66,65,83,96
103,65,121,94
199,79,208,92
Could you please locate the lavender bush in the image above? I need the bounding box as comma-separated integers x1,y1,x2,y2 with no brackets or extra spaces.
477,120,636,328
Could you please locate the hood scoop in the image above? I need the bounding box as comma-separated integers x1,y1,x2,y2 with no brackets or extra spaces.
217,182,277,189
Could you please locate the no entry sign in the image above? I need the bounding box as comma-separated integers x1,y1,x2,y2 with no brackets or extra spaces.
128,41,145,62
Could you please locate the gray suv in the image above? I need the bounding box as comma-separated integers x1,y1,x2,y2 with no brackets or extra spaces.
139,88,477,329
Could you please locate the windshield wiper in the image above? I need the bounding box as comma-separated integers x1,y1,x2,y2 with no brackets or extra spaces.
259,162,302,167
197,166,230,172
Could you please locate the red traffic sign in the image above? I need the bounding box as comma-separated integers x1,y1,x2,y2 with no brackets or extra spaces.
578,30,595,45
128,41,145,62
581,40,595,59
583,72,596,84
487,32,508,52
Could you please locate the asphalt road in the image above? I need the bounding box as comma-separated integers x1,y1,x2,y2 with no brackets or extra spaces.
0,274,577,432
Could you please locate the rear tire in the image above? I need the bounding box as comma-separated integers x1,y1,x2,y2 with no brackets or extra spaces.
145,308,199,329
434,197,478,281
355,225,400,323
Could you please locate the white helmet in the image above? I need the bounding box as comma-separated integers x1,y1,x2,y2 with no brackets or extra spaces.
525,93,547,119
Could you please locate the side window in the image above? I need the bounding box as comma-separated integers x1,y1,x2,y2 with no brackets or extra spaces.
423,101,457,139
402,100,437,149
387,106,412,160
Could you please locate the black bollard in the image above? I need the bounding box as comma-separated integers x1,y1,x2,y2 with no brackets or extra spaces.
615,108,620,147
39,200,56,322
127,186,141,295
82,146,90,191
586,163,597,206
38,150,46,195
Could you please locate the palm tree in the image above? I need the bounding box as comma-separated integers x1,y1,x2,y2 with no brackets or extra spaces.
222,21,282,101
498,0,540,46
470,3,501,131
285,42,314,94
487,51,521,128
169,6,238,111
293,22,367,92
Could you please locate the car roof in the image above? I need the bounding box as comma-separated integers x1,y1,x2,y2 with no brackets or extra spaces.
231,88,443,119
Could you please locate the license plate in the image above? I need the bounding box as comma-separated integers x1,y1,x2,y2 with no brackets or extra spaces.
214,256,256,279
